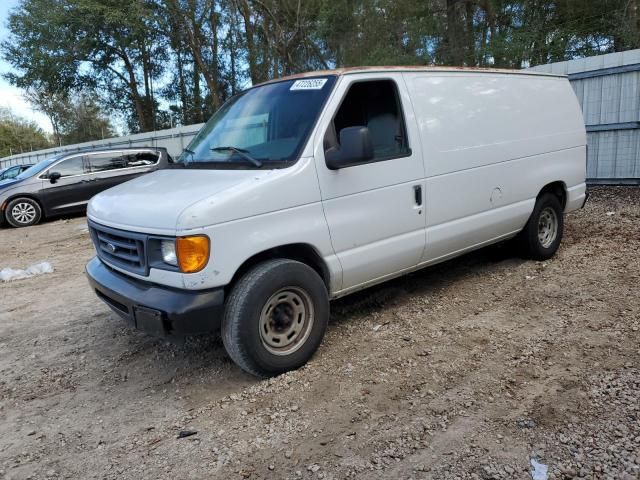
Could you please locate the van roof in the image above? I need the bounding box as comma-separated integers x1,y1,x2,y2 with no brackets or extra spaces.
257,66,564,86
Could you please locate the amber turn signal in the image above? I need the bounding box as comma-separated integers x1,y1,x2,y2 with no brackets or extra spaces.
176,236,210,273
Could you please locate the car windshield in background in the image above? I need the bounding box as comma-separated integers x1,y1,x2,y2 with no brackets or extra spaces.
178,76,337,168
15,156,61,180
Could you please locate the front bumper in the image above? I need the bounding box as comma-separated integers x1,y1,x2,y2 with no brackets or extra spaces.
86,257,224,337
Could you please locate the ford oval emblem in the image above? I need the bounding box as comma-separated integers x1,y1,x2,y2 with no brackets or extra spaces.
106,243,117,254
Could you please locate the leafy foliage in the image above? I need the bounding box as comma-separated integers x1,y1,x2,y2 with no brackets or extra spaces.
0,108,52,157
24,87,115,146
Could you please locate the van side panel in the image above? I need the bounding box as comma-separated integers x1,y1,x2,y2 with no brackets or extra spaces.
423,147,584,259
195,203,343,293
174,157,342,292
404,72,586,262
405,73,586,175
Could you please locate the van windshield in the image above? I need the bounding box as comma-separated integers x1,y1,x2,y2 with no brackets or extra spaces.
178,76,336,168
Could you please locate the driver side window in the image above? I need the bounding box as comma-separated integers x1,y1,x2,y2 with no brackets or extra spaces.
325,79,410,163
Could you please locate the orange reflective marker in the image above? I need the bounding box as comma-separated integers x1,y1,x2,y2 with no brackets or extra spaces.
176,236,210,273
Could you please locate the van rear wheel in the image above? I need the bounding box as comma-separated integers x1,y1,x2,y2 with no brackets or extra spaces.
5,197,42,228
222,259,329,377
518,192,563,260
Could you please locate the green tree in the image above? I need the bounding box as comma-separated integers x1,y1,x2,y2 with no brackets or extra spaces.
3,0,167,133
0,108,52,157
59,94,116,144
23,87,115,145
24,85,70,146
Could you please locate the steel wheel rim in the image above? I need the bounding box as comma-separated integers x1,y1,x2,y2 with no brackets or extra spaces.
11,202,37,224
537,207,558,248
259,287,314,356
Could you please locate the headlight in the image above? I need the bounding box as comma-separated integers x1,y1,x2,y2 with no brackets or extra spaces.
176,235,210,273
160,240,178,266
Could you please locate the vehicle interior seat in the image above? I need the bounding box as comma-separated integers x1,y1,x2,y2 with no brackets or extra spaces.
367,112,401,157
324,79,406,159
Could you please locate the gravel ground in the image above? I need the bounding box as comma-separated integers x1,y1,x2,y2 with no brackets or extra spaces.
0,186,638,480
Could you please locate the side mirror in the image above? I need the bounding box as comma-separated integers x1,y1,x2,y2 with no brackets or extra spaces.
48,172,61,184
325,126,374,170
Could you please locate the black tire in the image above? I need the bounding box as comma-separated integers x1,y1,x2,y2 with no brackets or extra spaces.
5,197,42,228
222,259,329,378
518,192,564,260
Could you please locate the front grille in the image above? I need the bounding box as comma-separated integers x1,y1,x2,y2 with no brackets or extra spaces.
89,221,148,276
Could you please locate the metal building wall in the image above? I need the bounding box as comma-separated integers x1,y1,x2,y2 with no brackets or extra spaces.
0,122,205,168
529,49,640,184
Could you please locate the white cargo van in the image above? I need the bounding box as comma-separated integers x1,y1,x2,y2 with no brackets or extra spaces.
86,67,587,377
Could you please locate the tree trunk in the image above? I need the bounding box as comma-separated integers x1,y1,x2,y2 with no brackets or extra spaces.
445,0,465,66
176,49,188,122
185,8,220,111
193,62,202,123
464,1,475,66
140,41,155,130
121,55,152,132
229,26,237,95
236,0,260,84
208,6,221,108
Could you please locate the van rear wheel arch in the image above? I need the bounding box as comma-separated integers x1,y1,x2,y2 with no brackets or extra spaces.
538,181,567,210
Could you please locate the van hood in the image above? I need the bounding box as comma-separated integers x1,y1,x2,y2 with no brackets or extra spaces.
88,168,276,233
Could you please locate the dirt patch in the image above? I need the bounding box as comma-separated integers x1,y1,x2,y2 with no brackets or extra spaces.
0,187,638,480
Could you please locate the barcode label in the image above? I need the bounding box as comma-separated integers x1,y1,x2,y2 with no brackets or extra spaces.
290,78,328,91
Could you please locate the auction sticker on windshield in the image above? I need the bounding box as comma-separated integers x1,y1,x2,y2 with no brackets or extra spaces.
290,79,328,91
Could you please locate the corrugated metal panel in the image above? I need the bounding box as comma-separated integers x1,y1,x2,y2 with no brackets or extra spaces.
620,72,640,123
586,134,599,179
595,132,617,179
588,130,640,181
531,49,640,75
600,73,621,125
616,130,640,178
572,68,640,181
571,72,640,126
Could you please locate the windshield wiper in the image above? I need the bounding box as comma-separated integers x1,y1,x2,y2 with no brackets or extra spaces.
211,146,263,167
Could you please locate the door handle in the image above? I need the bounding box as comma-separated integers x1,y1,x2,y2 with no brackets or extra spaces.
413,185,423,206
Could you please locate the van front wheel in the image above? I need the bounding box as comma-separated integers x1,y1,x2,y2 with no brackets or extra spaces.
518,192,564,260
222,259,329,377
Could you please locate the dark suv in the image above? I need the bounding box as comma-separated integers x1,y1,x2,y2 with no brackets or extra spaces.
0,147,171,227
